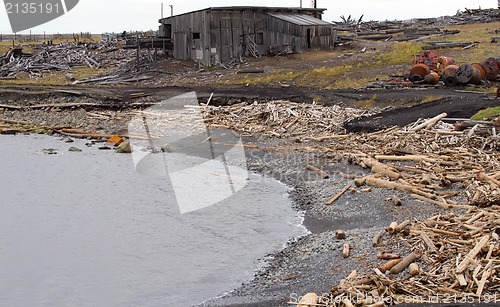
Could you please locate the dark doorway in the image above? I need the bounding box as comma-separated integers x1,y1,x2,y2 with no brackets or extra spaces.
307,29,311,49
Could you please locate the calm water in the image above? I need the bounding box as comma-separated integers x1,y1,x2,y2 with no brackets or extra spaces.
0,134,307,307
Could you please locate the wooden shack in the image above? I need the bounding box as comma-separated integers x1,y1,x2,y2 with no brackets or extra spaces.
159,6,336,66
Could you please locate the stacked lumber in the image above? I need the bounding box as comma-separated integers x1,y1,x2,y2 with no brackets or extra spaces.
327,207,500,306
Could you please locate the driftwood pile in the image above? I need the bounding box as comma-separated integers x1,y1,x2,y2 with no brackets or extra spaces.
431,8,500,26
344,114,500,207
325,206,500,306
73,56,155,85
0,43,102,78
0,40,150,82
335,8,500,31
203,100,373,138
336,26,459,44
335,8,500,45
204,103,499,207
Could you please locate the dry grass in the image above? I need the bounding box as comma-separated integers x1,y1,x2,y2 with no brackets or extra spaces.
425,21,500,63
0,66,108,86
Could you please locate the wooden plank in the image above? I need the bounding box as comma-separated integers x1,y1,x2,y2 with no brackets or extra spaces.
326,184,351,205
456,235,490,273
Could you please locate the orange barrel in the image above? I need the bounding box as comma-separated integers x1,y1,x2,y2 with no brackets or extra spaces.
472,63,487,80
442,65,460,86
409,63,430,82
456,64,482,85
424,72,439,85
479,58,500,81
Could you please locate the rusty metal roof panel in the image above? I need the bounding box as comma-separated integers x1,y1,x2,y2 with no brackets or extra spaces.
267,13,331,26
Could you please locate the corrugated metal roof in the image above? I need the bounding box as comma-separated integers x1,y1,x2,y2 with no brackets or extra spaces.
159,7,327,22
267,13,331,26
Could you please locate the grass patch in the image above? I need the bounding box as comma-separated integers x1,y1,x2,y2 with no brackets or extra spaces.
378,42,424,65
424,22,500,63
420,96,445,104
308,65,354,78
471,106,500,120
227,69,304,85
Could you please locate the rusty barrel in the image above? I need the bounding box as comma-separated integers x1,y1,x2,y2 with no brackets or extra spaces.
472,63,487,81
424,72,439,85
456,64,482,85
442,64,460,86
479,57,500,81
409,63,430,82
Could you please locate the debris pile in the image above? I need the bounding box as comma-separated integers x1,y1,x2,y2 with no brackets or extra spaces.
205,100,499,206
272,112,499,306
341,114,499,207
405,51,500,86
334,8,500,32
203,100,373,138
0,40,154,82
335,26,460,45
0,43,100,78
334,8,500,46
325,207,500,306
432,8,500,26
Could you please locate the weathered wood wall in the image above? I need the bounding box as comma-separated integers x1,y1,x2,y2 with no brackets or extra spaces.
161,8,336,66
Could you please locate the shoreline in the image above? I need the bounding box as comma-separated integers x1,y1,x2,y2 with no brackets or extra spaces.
203,139,454,306
1,85,498,306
